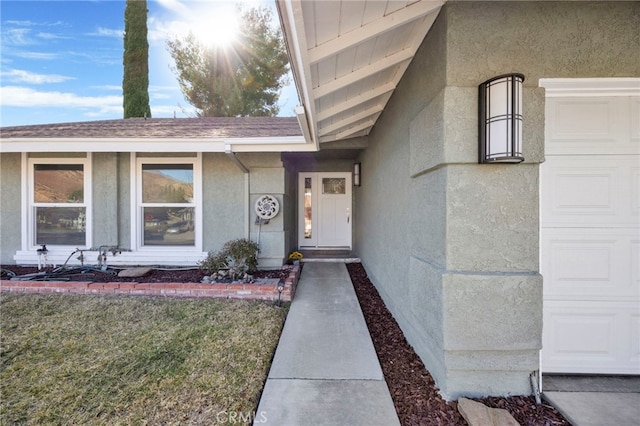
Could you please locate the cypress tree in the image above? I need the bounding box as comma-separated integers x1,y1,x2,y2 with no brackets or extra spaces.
123,0,151,118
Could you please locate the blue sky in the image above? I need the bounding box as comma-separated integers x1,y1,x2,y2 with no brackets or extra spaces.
0,0,299,127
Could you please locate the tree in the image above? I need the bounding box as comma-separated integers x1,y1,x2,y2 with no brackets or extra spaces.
167,6,289,117
123,0,151,119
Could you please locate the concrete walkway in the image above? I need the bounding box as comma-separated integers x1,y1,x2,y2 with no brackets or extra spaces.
542,375,640,426
255,262,399,425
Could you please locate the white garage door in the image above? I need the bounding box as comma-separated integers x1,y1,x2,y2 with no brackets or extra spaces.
540,79,640,374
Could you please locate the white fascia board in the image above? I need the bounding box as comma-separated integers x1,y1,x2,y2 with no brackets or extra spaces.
539,78,640,97
0,136,310,153
277,0,319,150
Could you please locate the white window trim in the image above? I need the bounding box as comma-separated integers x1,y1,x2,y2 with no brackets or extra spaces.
130,153,203,252
25,154,92,250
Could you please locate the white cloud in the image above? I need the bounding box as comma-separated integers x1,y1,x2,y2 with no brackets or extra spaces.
90,27,123,38
1,69,74,84
154,0,191,16
37,32,68,40
91,85,122,91
14,51,59,60
1,86,122,113
2,28,33,46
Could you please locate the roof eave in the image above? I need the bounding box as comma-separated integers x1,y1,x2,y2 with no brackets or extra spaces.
0,136,312,153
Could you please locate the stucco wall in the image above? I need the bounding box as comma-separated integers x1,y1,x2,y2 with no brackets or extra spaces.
0,153,22,264
202,153,246,251
93,153,119,247
1,152,289,267
356,1,640,399
240,153,288,268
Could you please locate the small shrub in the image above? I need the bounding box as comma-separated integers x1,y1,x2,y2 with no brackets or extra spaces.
199,238,260,280
198,251,228,275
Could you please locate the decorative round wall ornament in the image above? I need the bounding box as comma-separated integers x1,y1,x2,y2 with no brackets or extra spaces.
255,195,280,219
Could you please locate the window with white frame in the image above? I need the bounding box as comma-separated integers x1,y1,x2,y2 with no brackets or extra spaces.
29,157,91,248
136,156,200,248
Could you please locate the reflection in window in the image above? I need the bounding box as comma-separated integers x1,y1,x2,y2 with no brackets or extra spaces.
304,178,312,239
143,207,195,246
322,178,346,194
142,164,193,203
32,163,87,246
139,162,197,247
35,207,86,245
34,164,84,203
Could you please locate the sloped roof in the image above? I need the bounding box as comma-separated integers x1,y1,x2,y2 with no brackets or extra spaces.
277,0,445,147
0,117,302,139
0,117,311,153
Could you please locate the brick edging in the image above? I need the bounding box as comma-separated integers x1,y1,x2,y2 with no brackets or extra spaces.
0,265,301,302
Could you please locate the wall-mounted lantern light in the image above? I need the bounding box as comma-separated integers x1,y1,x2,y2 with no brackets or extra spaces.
478,73,525,164
353,162,361,187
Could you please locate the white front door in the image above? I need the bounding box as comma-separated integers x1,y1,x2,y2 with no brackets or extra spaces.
298,172,352,249
540,81,640,374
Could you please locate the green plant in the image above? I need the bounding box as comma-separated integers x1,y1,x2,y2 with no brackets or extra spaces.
198,250,228,275
199,238,260,279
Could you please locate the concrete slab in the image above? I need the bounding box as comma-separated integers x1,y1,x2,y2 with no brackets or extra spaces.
543,392,640,426
257,379,399,426
268,264,383,380
255,262,399,425
543,375,640,393
300,262,351,279
267,307,383,380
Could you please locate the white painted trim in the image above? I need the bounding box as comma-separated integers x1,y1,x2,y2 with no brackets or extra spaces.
539,77,640,97
277,0,319,150
13,249,208,267
298,172,353,250
20,153,28,251
0,136,309,153
133,154,203,253
129,152,137,251
25,154,92,251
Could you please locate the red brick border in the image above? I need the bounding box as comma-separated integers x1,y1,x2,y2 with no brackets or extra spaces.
1,265,301,302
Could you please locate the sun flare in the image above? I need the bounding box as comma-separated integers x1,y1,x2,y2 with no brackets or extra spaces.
190,4,239,48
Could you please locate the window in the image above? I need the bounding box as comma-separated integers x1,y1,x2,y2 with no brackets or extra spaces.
29,157,91,248
135,156,201,249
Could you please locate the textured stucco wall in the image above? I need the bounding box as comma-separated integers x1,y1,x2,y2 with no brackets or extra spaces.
0,153,22,264
356,0,639,399
117,153,131,250
92,153,119,247
241,153,288,268
0,151,287,267
202,153,246,251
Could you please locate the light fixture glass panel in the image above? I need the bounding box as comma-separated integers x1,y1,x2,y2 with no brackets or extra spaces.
488,78,509,118
479,73,525,163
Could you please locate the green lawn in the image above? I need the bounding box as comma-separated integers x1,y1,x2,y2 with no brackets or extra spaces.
0,293,288,425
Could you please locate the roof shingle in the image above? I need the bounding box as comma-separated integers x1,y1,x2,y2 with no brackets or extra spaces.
0,117,302,139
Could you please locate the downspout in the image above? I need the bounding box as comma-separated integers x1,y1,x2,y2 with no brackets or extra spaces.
224,145,250,239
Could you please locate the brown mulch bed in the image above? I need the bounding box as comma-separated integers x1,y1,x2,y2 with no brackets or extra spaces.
346,262,570,426
2,262,570,425
0,265,290,283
